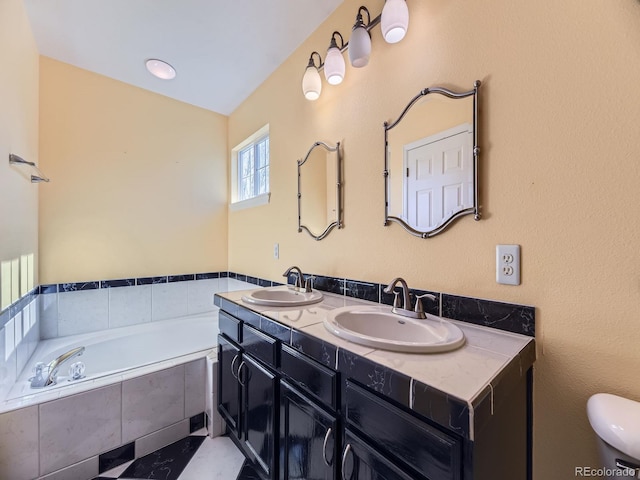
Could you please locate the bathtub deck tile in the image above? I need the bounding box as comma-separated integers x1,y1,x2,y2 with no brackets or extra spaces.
122,364,186,444
39,384,121,476
0,405,39,480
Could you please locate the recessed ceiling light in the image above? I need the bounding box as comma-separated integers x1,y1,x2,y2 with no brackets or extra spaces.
145,59,176,80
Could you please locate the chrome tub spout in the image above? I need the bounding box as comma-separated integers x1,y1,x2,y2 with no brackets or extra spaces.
30,346,85,388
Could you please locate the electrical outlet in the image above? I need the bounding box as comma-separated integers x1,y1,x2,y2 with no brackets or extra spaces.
273,243,279,259
496,245,520,285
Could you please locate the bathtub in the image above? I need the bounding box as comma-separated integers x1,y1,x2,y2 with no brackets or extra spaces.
3,311,219,410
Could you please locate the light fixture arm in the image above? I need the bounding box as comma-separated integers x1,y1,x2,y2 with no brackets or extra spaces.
355,6,372,30
329,31,345,51
307,51,323,69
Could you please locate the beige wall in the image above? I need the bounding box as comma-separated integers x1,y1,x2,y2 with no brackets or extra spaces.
38,57,228,283
228,0,640,478
0,0,40,289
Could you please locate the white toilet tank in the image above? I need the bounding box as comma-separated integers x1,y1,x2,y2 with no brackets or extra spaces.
587,393,640,479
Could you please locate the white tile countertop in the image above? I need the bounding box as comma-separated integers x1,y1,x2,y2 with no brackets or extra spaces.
217,287,535,412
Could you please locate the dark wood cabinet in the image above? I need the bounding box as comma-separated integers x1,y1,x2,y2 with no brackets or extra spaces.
242,353,279,478
280,380,338,480
344,381,461,480
217,300,532,480
340,429,415,480
218,327,279,479
218,334,241,437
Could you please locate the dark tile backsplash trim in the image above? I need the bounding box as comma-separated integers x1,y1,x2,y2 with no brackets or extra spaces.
283,272,535,337
0,270,534,337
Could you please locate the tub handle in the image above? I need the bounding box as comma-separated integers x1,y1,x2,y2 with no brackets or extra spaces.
231,354,240,379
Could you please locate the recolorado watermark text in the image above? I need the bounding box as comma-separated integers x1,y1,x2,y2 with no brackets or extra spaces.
575,466,639,478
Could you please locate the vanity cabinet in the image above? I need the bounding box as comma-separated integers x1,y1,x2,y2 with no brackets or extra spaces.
341,429,416,480
218,312,279,479
217,299,533,480
280,380,338,480
343,381,462,480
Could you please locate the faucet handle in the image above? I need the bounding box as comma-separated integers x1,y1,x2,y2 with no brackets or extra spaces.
414,294,437,317
392,291,402,309
304,276,315,293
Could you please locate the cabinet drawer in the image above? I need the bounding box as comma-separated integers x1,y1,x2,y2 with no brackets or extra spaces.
243,323,278,368
342,428,415,480
345,381,461,480
219,311,242,343
281,344,338,410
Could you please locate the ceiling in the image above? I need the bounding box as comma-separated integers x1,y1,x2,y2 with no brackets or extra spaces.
24,0,344,115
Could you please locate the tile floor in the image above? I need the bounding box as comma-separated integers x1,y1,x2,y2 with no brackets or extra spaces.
94,429,254,480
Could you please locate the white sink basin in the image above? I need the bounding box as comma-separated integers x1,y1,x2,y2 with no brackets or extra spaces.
242,286,323,307
323,305,465,353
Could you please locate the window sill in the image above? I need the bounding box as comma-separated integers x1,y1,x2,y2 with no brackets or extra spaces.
229,193,270,211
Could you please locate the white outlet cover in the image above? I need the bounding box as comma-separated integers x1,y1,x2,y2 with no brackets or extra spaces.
496,244,521,285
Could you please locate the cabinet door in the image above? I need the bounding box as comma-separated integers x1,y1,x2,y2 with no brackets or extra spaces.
341,429,414,480
280,380,338,480
218,334,241,437
241,353,279,479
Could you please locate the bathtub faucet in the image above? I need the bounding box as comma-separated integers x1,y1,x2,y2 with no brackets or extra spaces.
30,346,85,388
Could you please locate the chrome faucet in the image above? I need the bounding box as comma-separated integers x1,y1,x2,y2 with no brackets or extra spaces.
383,277,436,320
30,346,85,388
282,266,313,292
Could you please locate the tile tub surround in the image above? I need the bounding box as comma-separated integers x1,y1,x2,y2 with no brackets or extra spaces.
215,289,535,441
0,358,218,480
37,274,256,339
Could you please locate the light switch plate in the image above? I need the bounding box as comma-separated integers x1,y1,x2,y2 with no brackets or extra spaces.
496,245,521,285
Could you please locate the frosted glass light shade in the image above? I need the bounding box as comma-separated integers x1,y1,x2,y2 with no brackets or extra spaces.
348,26,371,68
381,0,409,44
324,46,345,85
302,65,322,100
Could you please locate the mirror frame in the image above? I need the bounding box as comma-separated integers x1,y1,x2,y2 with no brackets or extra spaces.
383,80,481,238
297,140,343,241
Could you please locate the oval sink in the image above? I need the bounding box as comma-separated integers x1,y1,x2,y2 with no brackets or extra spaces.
242,286,323,307
323,305,465,353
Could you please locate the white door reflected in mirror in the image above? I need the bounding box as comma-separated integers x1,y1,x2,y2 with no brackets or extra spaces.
385,81,481,238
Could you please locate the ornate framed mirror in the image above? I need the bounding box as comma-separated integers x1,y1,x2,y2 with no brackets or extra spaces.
384,80,481,238
297,141,342,240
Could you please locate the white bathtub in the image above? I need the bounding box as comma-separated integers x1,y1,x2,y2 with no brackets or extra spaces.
3,311,219,411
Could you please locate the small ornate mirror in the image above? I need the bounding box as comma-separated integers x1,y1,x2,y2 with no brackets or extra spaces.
298,141,342,240
384,80,481,238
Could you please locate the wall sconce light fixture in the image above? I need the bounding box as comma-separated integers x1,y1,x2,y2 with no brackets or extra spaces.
381,0,409,44
301,1,409,101
302,51,323,101
349,7,372,68
324,32,346,85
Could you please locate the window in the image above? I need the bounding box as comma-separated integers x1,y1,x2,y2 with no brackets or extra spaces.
231,125,270,210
